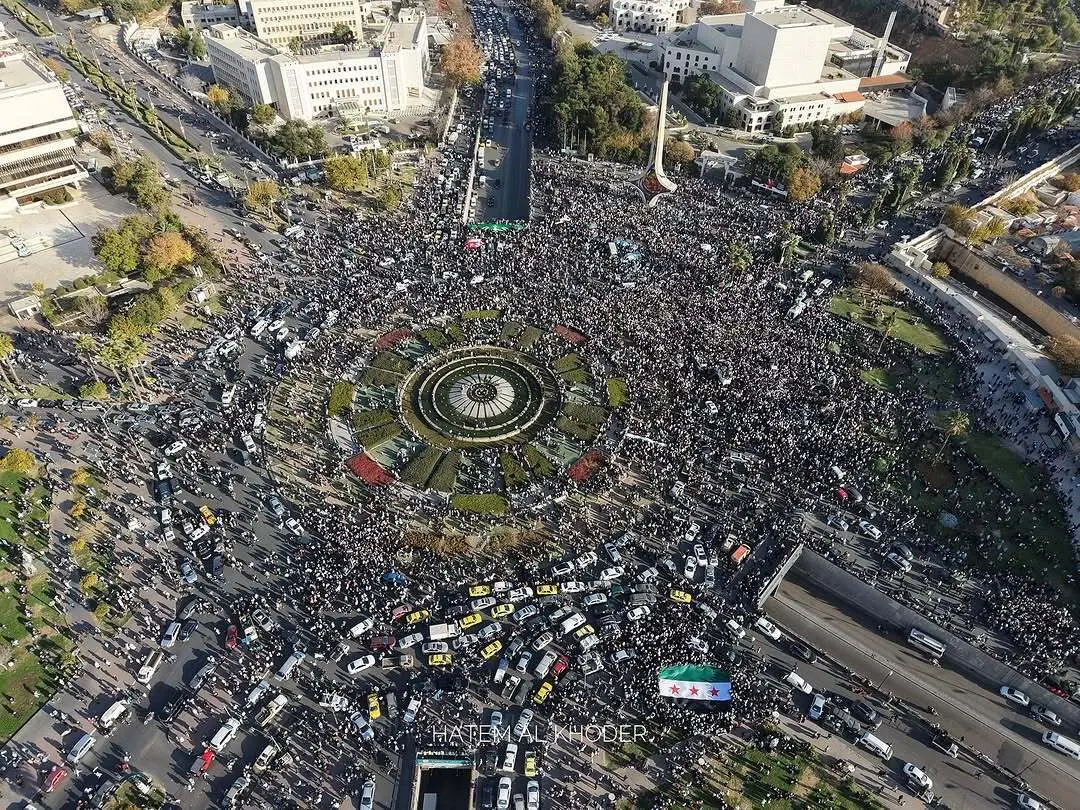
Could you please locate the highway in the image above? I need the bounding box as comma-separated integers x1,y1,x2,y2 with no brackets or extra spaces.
764,578,1080,808
476,0,535,223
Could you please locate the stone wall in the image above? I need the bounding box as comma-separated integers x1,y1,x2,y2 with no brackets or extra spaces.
936,236,1080,341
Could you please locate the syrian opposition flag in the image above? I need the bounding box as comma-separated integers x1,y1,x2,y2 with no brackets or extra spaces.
658,664,732,702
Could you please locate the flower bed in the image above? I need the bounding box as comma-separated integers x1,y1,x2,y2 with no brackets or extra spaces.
347,453,393,485
569,450,605,482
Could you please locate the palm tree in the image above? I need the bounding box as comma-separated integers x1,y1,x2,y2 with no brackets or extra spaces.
935,410,970,461
0,334,19,388
97,340,126,389
75,335,100,383
876,310,900,355
124,337,149,388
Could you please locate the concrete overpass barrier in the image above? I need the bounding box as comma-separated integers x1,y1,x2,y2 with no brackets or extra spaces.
790,548,1080,729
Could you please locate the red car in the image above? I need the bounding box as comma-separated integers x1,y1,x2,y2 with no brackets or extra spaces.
44,764,66,793
836,487,848,502
368,635,396,653
390,604,414,623
225,625,238,650
551,654,570,679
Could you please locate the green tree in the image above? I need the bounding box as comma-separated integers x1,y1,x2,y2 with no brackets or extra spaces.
79,380,108,399
246,179,280,216
323,154,370,192
726,242,752,274
207,84,237,114
1046,335,1080,376
251,103,276,127
0,333,17,388
144,231,194,276
93,227,140,274
75,334,100,383
328,380,356,416
188,30,207,59
332,22,356,44
0,447,36,474
943,204,974,230
786,166,821,202
930,261,951,279
376,183,402,212
79,572,99,593
935,411,971,460
270,120,327,159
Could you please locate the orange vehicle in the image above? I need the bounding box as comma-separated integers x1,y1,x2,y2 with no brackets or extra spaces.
729,544,752,567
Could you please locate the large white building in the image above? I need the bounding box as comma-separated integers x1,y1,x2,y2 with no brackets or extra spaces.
0,23,87,212
611,0,692,35
659,0,910,132
206,7,428,120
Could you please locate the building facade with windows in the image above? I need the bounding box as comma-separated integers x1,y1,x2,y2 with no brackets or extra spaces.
611,0,692,35
0,24,87,212
660,0,909,132
206,8,427,120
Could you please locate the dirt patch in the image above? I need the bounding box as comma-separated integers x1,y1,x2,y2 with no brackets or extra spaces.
918,458,955,491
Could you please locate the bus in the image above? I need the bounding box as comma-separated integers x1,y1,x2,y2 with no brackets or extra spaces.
907,628,946,659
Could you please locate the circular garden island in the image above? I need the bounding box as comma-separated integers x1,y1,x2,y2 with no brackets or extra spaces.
337,311,629,516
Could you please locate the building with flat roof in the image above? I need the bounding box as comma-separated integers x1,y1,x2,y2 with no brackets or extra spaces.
181,0,252,31
898,0,955,32
660,0,909,132
0,23,87,212
611,0,692,35
206,7,427,120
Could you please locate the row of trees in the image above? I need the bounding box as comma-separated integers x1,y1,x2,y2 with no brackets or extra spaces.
545,43,649,161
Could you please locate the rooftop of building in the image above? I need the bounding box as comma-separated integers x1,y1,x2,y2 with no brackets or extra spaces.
828,27,910,61
208,24,280,59
751,4,843,29
863,93,927,127
858,73,914,91
0,48,53,94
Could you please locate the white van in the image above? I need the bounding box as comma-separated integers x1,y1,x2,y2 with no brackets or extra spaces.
858,732,893,760
98,699,129,731
66,732,96,764
221,385,236,407
275,651,306,681
1042,731,1080,759
137,650,164,684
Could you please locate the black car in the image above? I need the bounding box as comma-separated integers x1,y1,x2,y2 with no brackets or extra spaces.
480,780,495,810
179,619,198,641
158,689,191,724
154,478,173,502
481,748,498,775
786,638,817,664
849,700,880,729
178,596,203,621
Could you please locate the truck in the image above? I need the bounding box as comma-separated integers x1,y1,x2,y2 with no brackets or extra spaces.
426,622,462,641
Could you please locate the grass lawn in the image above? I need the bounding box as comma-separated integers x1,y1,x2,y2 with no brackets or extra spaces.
909,432,1076,604
831,291,950,355
859,367,894,391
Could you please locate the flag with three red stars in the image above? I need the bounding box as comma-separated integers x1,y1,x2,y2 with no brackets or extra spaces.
657,665,731,702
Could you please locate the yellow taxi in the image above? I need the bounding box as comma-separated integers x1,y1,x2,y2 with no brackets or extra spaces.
669,589,693,605
535,584,559,596
468,584,492,597
480,640,503,660
524,749,539,778
533,681,554,705
199,505,216,525
428,653,453,667
367,693,381,721
491,603,515,618
405,609,430,626
458,612,483,630
573,624,595,639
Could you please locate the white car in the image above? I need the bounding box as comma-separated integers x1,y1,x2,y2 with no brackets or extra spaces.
512,709,533,739
885,551,912,572
496,776,512,809
285,517,303,535
999,686,1030,707
512,605,538,622
552,561,574,577
902,762,932,793
808,692,827,720
575,552,597,569
1017,793,1048,810
526,779,540,810
161,621,180,648
489,709,503,736
753,617,782,641
857,519,882,540
560,580,586,594
725,619,745,640
682,557,697,581
627,606,651,621
209,717,241,752
422,641,449,655
164,440,188,457
784,671,813,694
359,777,376,810
583,593,608,607
599,566,624,581
396,632,424,650
508,586,533,601
346,655,376,674
500,743,518,773
252,609,275,632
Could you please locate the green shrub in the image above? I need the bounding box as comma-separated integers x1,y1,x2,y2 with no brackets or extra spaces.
556,415,600,442
606,378,630,408
562,403,608,424
327,380,356,417
524,444,556,478
428,451,461,492
451,493,509,515
353,409,394,431
500,452,528,489
400,446,443,488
